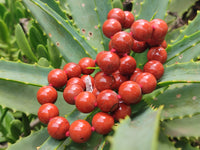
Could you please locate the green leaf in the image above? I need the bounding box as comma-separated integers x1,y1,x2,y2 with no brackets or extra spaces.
109,107,163,150
37,57,50,67
148,83,200,120
0,59,52,86
162,114,200,138
66,0,104,53
159,62,200,86
36,44,48,59
0,80,75,116
7,128,49,150
47,39,62,68
15,24,38,62
0,3,7,18
0,19,9,44
94,0,112,50
137,0,169,20
112,0,123,9
166,31,200,63
157,129,176,150
166,43,200,66
172,11,200,43
133,49,148,69
131,0,143,17
10,119,23,140
29,26,46,51
23,0,97,63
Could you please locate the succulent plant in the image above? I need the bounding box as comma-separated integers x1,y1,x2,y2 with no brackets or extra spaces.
0,0,200,149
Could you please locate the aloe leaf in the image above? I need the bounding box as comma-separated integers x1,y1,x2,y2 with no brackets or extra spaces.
29,26,46,51
0,59,52,86
157,130,176,150
47,39,62,68
133,50,148,69
166,43,200,66
66,0,104,53
23,0,97,63
172,11,200,43
15,24,38,62
109,107,162,150
0,80,75,116
147,83,200,120
0,19,9,44
162,114,200,138
131,0,143,17
159,62,200,86
0,3,7,18
94,0,112,50
112,0,123,9
40,0,67,19
7,128,49,150
137,0,169,20
36,44,48,59
10,119,23,140
38,57,50,67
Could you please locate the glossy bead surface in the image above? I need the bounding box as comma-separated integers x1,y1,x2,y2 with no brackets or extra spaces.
123,11,134,29
112,70,128,90
119,56,136,76
78,57,95,75
97,89,119,112
147,46,167,64
75,92,96,113
135,72,157,94
37,86,57,105
131,19,152,41
47,116,70,140
107,8,125,25
69,120,92,143
143,60,164,80
150,19,168,40
102,19,122,38
63,84,84,105
132,38,148,53
111,31,133,54
118,81,142,104
38,103,59,124
94,72,115,91
63,62,81,78
81,75,95,89
113,103,131,121
66,77,85,90
92,112,114,135
98,51,120,74
130,68,143,81
95,51,106,65
48,69,68,88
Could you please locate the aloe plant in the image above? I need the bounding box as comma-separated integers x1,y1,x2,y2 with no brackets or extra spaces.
0,0,200,149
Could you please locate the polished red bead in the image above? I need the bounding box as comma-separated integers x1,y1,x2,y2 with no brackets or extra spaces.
37,86,57,105
130,68,143,81
102,19,122,38
98,51,120,74
75,92,96,113
111,31,133,54
47,116,70,140
143,60,164,80
78,57,95,75
48,69,68,88
92,112,114,135
63,84,84,105
66,77,85,90
107,8,125,25
69,120,92,143
132,38,148,53
147,46,167,64
123,11,134,29
97,89,119,112
113,103,132,121
135,72,157,94
118,81,142,104
38,103,59,124
119,55,136,76
131,19,153,41
63,62,81,78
